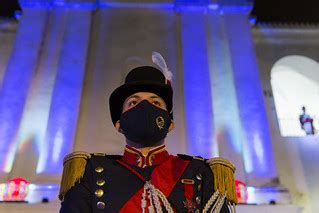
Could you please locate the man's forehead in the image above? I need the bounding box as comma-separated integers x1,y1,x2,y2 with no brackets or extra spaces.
125,92,163,100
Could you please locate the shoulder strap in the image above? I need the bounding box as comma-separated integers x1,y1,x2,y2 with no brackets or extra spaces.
177,154,205,161
177,154,193,160
59,151,91,201
206,157,237,205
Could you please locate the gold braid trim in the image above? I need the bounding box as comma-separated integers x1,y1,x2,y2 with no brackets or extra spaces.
58,151,91,201
206,157,238,205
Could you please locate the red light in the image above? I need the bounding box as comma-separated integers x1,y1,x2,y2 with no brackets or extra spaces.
235,180,248,203
3,177,29,201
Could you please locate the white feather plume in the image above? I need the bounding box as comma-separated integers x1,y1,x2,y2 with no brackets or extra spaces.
152,51,173,81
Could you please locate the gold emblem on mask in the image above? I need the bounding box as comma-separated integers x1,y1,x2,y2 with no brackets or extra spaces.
156,116,165,130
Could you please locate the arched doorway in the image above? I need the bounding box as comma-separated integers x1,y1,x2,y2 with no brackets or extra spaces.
271,55,319,136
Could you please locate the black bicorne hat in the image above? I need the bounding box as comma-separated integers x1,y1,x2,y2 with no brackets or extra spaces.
109,66,173,125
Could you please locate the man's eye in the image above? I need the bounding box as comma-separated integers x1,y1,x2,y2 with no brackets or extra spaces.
152,101,161,106
128,101,137,107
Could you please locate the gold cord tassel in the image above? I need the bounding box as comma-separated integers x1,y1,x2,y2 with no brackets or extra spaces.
58,151,91,201
206,157,238,205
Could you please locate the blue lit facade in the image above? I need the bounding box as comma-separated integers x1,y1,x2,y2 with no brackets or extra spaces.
0,0,277,186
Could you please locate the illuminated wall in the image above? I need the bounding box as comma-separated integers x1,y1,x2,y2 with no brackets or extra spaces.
0,0,278,188
0,7,91,180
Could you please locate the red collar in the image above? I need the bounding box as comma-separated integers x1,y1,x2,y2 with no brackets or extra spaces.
122,145,169,168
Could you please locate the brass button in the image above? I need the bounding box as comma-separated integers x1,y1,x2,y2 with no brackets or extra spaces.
96,201,105,209
196,196,201,204
197,184,201,191
95,166,104,173
95,189,104,198
195,209,200,213
96,179,106,186
196,173,202,180
150,155,155,164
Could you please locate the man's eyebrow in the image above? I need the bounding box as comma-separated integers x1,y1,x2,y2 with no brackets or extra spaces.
150,95,160,99
127,95,140,100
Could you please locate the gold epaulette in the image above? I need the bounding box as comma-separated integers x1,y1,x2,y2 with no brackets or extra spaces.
59,151,91,201
206,157,238,205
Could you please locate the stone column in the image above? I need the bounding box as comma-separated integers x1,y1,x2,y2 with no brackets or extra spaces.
179,7,215,158
38,9,92,174
223,8,278,185
0,8,48,177
206,9,246,181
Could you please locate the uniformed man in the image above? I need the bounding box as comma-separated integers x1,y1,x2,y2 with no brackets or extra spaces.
59,54,237,212
299,106,315,135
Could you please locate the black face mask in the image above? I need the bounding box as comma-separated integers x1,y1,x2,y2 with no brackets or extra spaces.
119,100,171,147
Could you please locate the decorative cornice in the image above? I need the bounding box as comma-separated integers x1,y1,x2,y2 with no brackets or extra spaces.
19,0,253,14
